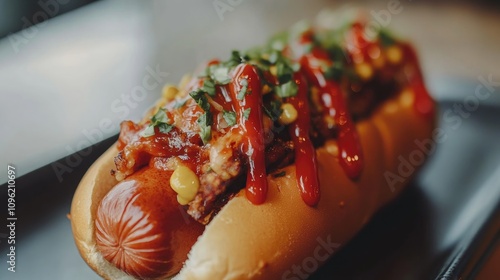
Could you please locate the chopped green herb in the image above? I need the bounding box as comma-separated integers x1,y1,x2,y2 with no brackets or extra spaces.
157,123,173,134
272,171,286,178
379,29,396,47
275,80,298,98
211,66,231,85
222,110,237,127
201,79,216,96
152,108,169,123
225,50,244,68
197,112,212,144
189,90,211,112
322,63,343,81
264,100,283,122
237,78,249,100
268,50,279,64
267,52,298,84
245,48,272,71
141,125,155,137
276,62,293,84
328,43,347,62
140,109,174,137
243,108,251,120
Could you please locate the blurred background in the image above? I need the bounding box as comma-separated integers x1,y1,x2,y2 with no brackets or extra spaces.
0,0,499,279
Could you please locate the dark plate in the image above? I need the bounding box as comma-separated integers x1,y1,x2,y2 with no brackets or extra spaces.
1,78,499,280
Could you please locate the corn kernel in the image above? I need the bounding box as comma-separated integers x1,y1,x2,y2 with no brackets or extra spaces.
170,165,199,204
270,65,277,76
279,103,298,125
262,84,272,95
355,62,373,81
386,46,403,64
162,85,179,102
177,195,191,206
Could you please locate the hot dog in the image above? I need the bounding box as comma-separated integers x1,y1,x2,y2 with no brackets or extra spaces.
70,16,435,280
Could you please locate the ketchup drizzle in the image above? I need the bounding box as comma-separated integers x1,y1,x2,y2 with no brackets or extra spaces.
296,41,364,180
229,64,268,204
401,44,435,120
286,72,320,206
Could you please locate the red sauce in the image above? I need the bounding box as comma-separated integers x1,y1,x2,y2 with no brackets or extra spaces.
296,42,364,179
229,64,268,204
346,22,375,63
402,43,435,120
286,72,320,206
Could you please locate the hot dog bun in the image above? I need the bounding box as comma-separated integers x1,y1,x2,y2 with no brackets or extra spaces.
70,86,435,279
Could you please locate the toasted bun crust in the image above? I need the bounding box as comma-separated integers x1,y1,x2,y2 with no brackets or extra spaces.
71,87,435,279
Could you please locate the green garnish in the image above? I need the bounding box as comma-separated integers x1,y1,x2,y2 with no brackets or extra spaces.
140,109,174,137
268,50,279,64
276,61,293,84
322,63,343,81
189,90,211,112
201,79,216,96
379,29,396,47
189,89,213,143
243,108,251,120
197,112,212,144
269,51,299,84
237,78,249,100
222,110,237,127
211,66,231,85
226,50,245,68
264,100,283,122
275,80,298,98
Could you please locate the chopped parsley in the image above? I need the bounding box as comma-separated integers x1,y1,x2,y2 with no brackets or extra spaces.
322,63,343,81
222,110,237,127
379,29,396,47
243,108,251,120
237,78,249,100
275,80,299,98
211,66,231,85
201,79,216,96
268,51,299,84
140,108,174,137
189,90,211,112
276,61,294,84
197,112,212,144
264,100,283,122
190,89,213,143
225,50,246,68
